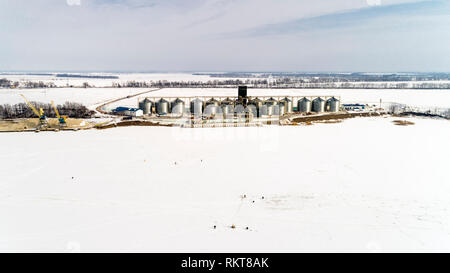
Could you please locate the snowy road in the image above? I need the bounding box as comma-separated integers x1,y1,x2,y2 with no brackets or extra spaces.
94,88,162,115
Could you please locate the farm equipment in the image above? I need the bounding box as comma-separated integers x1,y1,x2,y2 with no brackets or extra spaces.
20,94,48,129
51,101,68,127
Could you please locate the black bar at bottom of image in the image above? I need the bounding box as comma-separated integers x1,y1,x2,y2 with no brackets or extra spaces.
2,253,442,272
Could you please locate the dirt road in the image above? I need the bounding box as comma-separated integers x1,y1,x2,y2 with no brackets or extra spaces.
95,88,162,115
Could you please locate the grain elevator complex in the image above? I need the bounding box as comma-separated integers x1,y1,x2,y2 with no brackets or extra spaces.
138,86,339,115
109,86,347,127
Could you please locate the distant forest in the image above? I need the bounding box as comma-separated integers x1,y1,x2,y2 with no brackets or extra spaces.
193,72,450,82
0,102,94,119
2,72,450,89
115,79,450,89
55,74,119,79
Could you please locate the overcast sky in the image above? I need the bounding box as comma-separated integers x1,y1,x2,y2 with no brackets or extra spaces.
1,0,449,72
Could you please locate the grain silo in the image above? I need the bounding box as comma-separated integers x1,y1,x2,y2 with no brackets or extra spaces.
261,98,278,116
204,104,222,118
171,98,185,116
277,103,285,116
221,99,234,119
234,103,246,118
156,98,170,115
206,98,220,107
312,97,326,113
190,98,204,115
246,104,258,117
326,97,340,112
222,105,234,118
260,104,277,116
280,97,293,113
298,97,312,112
265,97,278,106
204,98,221,118
221,97,234,105
248,98,263,117
139,98,152,115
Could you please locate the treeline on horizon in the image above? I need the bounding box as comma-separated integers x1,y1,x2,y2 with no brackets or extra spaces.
115,80,450,89
193,72,450,82
55,74,119,79
2,76,450,89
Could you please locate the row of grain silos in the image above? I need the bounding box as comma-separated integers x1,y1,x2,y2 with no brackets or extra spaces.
138,98,186,116
196,96,340,116
191,98,244,118
298,97,340,113
139,96,340,116
245,97,340,115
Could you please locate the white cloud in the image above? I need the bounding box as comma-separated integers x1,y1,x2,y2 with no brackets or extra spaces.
367,0,381,6
67,0,81,6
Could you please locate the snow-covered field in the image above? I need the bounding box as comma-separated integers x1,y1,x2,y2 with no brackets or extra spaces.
2,87,450,111
1,73,449,252
0,73,217,88
2,72,450,89
1,117,449,252
0,88,144,108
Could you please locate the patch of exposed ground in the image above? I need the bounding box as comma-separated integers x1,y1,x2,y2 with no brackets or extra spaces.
317,120,344,124
290,112,383,125
392,120,415,126
0,118,93,132
396,112,449,119
95,120,174,129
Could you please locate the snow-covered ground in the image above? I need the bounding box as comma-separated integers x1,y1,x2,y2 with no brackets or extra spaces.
0,88,144,107
2,87,450,111
1,73,450,109
2,72,450,89
0,73,217,88
1,74,449,252
1,117,449,252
